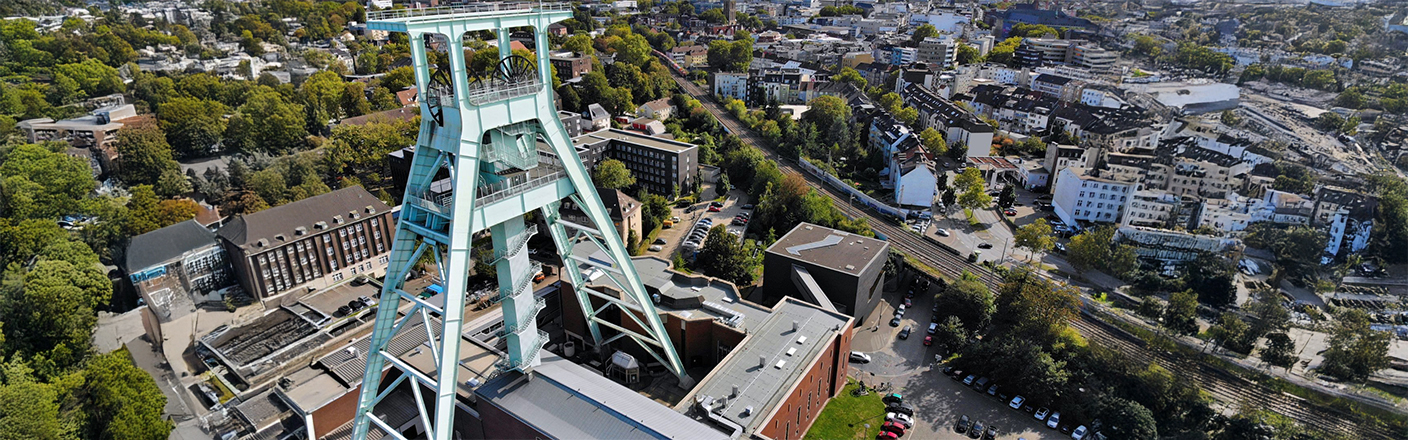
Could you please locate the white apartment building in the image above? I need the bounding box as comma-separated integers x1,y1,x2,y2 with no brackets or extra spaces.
713,72,749,101
1052,167,1136,226
917,37,957,69
1123,190,1181,228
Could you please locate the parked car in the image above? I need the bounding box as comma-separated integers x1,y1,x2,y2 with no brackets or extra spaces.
987,384,999,396
1009,396,1025,409
1047,412,1061,429
942,365,955,375
897,304,906,315
977,243,994,249
984,425,998,440
708,206,721,212
882,393,903,405
903,298,912,307
962,375,976,386
653,238,667,245
936,228,951,237
1004,209,1017,216
741,204,754,210
875,430,898,440
881,421,906,436
928,322,938,334
849,351,871,363
648,245,663,252
955,415,970,433
1072,425,1089,440
973,377,989,391
1034,407,1050,421
885,412,913,429
923,336,933,346
968,421,984,439
950,369,964,380
898,326,912,340
886,402,915,416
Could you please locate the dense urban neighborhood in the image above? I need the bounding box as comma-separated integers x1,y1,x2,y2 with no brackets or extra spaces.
3,0,1408,439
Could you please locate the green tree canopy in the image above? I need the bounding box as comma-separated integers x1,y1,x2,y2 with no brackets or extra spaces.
117,124,182,189
226,87,309,154
935,271,995,330
1163,290,1199,336
1013,219,1055,259
0,144,95,220
909,24,939,45
696,225,753,286
79,349,172,439
593,159,636,190
1319,308,1391,382
157,97,229,158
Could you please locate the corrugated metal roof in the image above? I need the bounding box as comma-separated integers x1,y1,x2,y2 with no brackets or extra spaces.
476,355,728,440
320,313,442,386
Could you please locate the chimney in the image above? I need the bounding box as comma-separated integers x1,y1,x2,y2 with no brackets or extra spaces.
732,384,739,398
792,320,799,332
759,355,766,368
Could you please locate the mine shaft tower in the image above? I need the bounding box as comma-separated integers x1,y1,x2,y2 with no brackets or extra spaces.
352,4,689,439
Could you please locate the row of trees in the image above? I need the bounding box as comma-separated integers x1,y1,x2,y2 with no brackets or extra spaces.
1238,64,1339,92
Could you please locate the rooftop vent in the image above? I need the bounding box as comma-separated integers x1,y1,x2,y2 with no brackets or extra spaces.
774,360,786,369
743,406,753,417
315,221,329,230
758,355,766,368
786,347,797,356
295,226,307,236
732,384,739,398
275,234,286,241
256,238,268,247
845,264,856,271
792,320,799,331
796,336,808,344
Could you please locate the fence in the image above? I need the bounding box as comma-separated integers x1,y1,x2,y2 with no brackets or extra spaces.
795,158,905,219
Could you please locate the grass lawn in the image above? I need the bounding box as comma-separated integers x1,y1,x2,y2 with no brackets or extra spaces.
805,381,888,440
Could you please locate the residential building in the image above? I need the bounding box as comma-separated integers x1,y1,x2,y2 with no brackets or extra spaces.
638,98,675,121
763,223,889,319
967,85,1057,133
1123,190,1182,228
1031,73,1077,101
549,53,592,79
888,145,940,208
869,112,918,157
572,129,699,196
585,103,611,130
1051,167,1136,225
217,186,395,303
1312,187,1372,227
125,220,233,322
713,71,750,101
901,83,994,158
670,44,709,68
1042,142,1098,189
917,37,957,69
562,187,643,243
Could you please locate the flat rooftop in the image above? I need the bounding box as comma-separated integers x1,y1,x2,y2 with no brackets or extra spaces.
765,222,888,276
572,128,697,153
682,297,852,433
476,354,728,440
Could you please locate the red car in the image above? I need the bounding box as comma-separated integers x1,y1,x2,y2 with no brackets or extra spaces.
923,336,933,346
708,206,721,212
882,421,907,436
1004,209,1017,216
876,430,899,440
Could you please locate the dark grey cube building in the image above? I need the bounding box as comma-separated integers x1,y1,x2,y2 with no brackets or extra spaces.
763,223,889,320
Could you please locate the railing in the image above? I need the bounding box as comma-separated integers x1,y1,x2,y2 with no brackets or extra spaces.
502,261,543,301
405,191,452,216
475,168,565,206
493,224,538,262
496,329,549,372
498,297,546,336
367,2,571,21
465,77,543,106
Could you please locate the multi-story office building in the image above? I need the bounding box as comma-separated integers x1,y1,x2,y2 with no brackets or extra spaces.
763,222,890,319
573,129,699,196
548,52,592,79
18,103,136,149
218,186,395,303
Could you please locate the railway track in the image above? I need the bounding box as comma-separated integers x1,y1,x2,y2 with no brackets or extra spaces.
659,58,1395,438
1071,313,1394,439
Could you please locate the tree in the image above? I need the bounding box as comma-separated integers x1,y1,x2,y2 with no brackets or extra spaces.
1009,23,1058,38
909,24,939,45
918,127,946,156
985,37,1023,66
226,87,309,154
1183,252,1236,308
593,159,636,189
1243,292,1290,343
991,268,1081,344
561,34,595,57
1132,34,1163,58
126,186,199,236
299,70,347,133
933,315,969,351
707,37,752,72
80,349,172,439
0,379,62,440
1099,397,1158,440
699,8,727,24
117,124,181,188
696,225,752,286
1220,110,1241,127
955,44,981,65
1260,332,1298,372
1013,219,1055,260
833,67,867,89
996,185,1016,208
0,144,95,221
1319,308,1391,382
157,97,228,158
1207,313,1251,354
1065,225,1117,275
934,271,994,330
1163,290,1199,336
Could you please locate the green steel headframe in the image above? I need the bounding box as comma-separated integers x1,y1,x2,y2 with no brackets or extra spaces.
349,4,689,440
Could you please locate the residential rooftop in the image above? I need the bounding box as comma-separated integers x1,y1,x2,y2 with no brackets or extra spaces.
572,128,698,154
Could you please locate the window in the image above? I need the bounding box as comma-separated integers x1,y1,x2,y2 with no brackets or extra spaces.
379,255,390,264
332,273,344,282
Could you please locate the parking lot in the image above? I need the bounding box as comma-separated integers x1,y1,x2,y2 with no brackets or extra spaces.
849,274,1062,440
645,188,753,258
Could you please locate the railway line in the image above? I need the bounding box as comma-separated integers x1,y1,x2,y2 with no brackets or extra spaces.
657,55,1394,438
